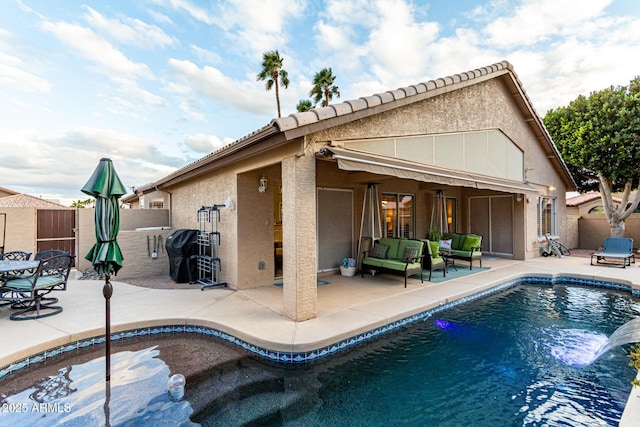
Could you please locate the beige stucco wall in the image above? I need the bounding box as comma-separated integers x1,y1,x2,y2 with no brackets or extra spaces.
77,208,170,278
0,207,37,255
566,214,580,250
308,77,567,260
579,214,640,250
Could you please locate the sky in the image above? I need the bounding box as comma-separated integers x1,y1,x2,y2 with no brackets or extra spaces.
1,0,639,205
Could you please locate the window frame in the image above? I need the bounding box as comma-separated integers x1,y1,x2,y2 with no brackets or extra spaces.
538,196,557,237
381,193,415,239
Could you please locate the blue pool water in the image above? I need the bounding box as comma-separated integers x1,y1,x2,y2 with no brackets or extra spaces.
1,282,639,426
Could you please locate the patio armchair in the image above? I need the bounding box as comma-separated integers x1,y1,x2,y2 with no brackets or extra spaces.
421,239,447,280
34,249,70,261
0,251,31,261
590,237,635,268
0,254,73,320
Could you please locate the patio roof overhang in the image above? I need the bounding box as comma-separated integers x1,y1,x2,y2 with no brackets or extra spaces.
319,146,537,195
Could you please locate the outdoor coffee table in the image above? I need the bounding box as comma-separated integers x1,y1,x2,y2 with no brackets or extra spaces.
439,251,458,271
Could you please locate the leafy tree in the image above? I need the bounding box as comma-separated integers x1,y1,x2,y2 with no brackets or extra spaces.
310,68,340,107
544,76,640,237
296,99,313,112
70,198,94,208
256,50,289,118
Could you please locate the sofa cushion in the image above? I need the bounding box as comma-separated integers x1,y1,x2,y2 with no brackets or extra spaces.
362,257,384,267
462,234,482,251
381,259,421,271
379,237,401,259
442,232,463,250
371,243,389,259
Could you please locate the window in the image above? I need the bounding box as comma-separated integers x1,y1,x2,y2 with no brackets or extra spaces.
446,197,457,233
538,197,556,237
381,193,414,238
148,200,164,209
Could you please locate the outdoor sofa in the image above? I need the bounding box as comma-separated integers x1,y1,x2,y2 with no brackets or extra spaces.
361,237,424,287
440,232,483,269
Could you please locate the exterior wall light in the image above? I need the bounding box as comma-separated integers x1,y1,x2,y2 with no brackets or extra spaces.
259,174,268,193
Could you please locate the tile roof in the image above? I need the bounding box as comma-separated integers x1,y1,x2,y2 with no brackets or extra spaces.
129,60,576,195
0,193,69,208
566,192,621,206
271,61,516,132
0,185,19,196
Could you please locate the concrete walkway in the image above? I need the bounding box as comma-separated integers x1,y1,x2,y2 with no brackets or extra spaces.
2,254,639,424
3,255,640,366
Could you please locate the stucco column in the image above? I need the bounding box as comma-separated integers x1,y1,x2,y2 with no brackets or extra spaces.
281,151,317,321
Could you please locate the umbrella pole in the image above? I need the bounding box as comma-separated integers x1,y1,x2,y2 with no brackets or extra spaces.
103,275,113,382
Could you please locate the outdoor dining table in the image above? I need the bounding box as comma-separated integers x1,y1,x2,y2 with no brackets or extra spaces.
0,260,40,276
0,260,40,307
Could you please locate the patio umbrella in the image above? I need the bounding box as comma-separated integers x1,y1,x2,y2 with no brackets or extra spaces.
81,158,127,383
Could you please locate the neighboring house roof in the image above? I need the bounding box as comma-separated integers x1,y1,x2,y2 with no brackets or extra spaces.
566,192,621,207
0,193,69,208
127,60,577,200
0,185,20,197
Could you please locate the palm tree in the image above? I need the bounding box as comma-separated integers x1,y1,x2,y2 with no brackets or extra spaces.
296,99,313,112
256,50,289,118
310,68,340,107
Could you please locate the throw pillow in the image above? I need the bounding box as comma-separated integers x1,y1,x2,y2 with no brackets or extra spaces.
428,240,440,257
371,243,389,259
439,239,452,250
462,235,482,251
402,246,419,262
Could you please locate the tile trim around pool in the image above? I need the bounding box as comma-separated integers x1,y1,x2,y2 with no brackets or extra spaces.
2,275,639,378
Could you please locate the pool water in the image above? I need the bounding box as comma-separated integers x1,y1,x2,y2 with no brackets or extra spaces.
1,283,639,426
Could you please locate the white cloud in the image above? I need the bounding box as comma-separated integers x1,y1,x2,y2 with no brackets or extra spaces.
41,20,153,80
167,58,273,115
483,0,612,47
147,9,173,25
189,44,222,65
184,133,233,153
0,127,181,200
0,53,52,92
83,6,177,49
211,0,306,56
0,30,52,93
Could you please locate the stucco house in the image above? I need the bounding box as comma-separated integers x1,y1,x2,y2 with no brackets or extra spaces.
124,61,576,321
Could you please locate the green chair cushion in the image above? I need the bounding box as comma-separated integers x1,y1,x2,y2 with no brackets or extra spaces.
462,235,482,251
4,275,64,291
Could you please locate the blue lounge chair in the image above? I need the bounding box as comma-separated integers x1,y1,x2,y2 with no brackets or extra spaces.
590,237,635,268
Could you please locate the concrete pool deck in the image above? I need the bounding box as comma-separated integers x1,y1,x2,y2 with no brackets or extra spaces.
2,254,640,424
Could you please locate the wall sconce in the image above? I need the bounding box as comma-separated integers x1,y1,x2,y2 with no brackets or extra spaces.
548,185,556,191
515,194,522,202
258,174,268,193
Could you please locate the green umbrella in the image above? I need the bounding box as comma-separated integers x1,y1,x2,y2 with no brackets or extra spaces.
81,158,126,384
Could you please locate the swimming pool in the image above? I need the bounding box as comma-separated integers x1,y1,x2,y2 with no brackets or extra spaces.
1,282,638,426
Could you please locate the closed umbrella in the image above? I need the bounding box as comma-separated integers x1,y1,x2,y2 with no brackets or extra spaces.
81,158,126,383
